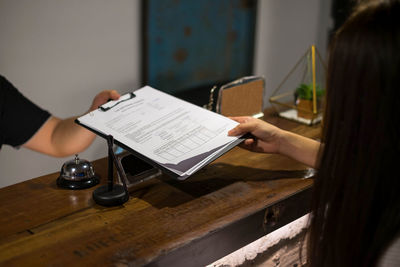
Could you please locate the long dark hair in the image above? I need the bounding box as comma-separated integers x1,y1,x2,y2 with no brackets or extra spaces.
308,1,400,266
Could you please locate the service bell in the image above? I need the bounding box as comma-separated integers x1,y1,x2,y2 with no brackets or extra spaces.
56,154,99,189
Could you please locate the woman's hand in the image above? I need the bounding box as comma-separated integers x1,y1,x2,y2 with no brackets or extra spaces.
228,116,284,154
228,116,321,168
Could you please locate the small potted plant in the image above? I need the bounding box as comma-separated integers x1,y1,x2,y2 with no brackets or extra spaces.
295,83,324,119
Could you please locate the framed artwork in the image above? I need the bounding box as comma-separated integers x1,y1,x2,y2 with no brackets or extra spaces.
142,0,257,103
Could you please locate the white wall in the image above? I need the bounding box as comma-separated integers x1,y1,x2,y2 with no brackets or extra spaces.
0,0,141,187
0,0,332,188
254,0,332,105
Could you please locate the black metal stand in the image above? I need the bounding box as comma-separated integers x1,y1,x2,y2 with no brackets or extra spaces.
92,135,129,206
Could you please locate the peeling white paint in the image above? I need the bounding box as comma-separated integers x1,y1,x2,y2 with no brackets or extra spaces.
208,214,310,267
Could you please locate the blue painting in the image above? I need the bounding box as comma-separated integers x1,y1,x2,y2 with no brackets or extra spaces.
143,0,257,94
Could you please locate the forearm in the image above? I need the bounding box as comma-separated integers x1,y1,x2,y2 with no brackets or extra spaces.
24,116,96,157
23,89,120,157
50,117,96,156
278,130,321,168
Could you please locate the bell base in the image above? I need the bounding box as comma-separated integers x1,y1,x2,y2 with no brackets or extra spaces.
57,175,100,190
92,184,129,206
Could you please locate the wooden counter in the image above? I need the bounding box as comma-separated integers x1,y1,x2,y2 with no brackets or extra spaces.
0,111,320,266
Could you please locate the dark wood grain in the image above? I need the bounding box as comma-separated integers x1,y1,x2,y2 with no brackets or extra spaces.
0,110,320,266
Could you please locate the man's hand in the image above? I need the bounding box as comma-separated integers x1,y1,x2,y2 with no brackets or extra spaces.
89,90,120,112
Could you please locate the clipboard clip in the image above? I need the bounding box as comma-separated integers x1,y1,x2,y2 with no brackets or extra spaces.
100,92,136,111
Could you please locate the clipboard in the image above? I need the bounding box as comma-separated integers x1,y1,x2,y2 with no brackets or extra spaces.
76,86,245,180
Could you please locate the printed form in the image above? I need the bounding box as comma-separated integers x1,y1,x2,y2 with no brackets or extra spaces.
77,86,242,179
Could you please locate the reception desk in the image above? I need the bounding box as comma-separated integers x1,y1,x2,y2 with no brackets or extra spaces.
0,110,320,266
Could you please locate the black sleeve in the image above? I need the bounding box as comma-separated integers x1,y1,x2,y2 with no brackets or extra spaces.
0,75,51,148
